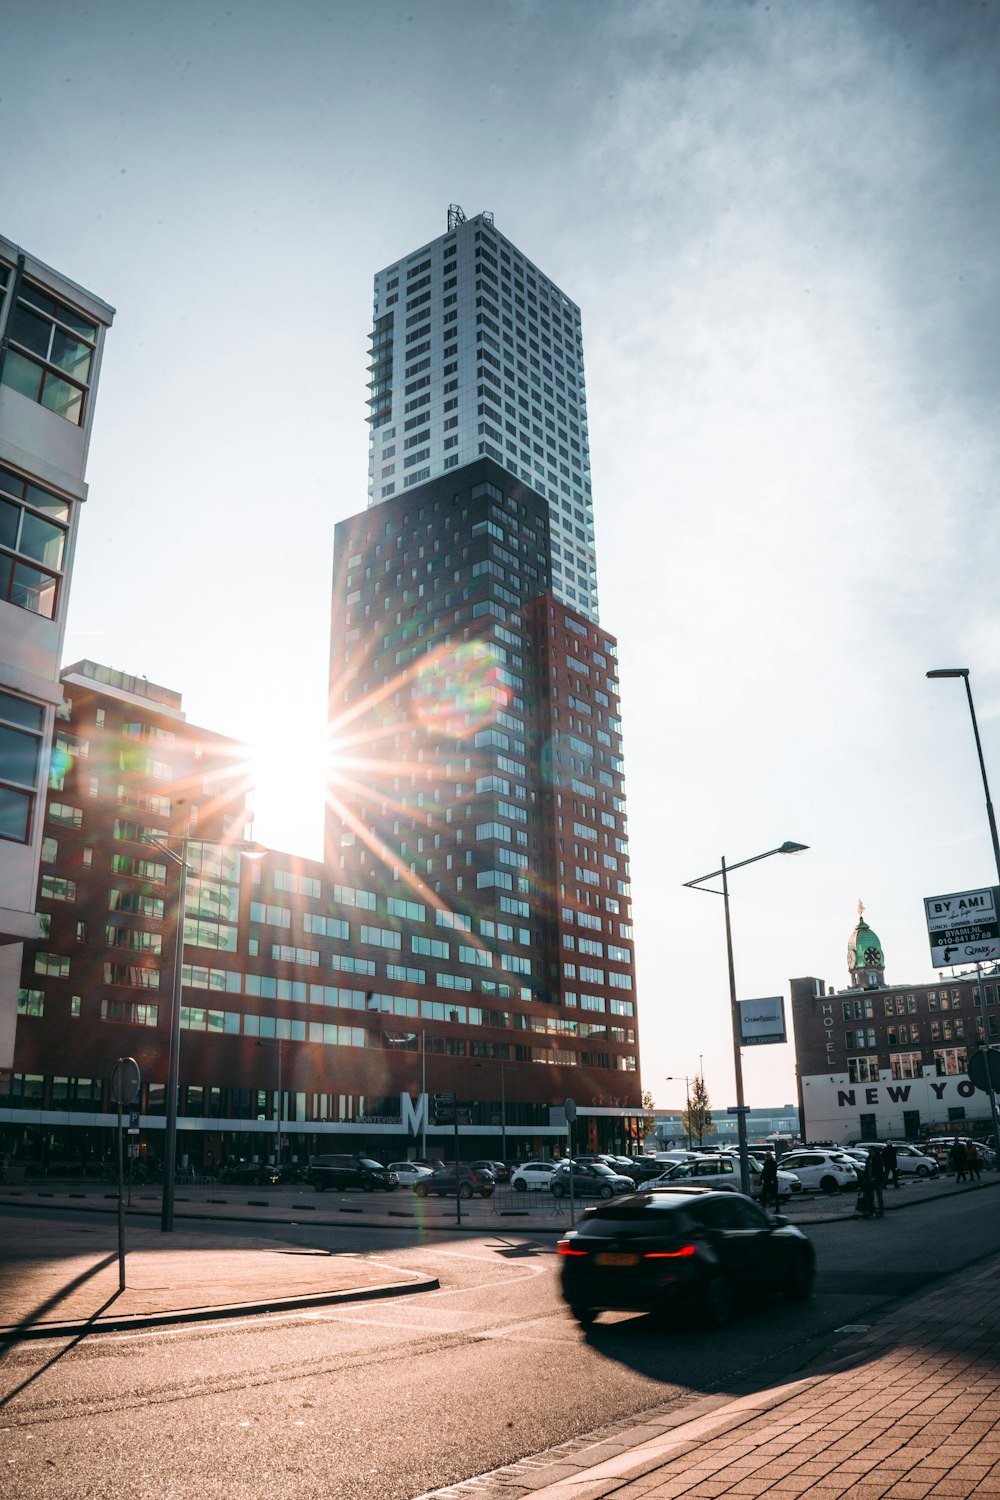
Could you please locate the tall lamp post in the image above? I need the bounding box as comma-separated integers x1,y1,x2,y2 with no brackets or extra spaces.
927,668,1000,1162
926,669,1000,885
146,834,264,1232
684,841,808,1195
665,1074,691,1148
474,1058,507,1161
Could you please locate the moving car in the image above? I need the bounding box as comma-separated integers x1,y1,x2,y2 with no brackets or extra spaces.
510,1161,559,1192
550,1161,635,1199
414,1164,495,1199
777,1149,861,1195
557,1187,815,1328
305,1155,396,1192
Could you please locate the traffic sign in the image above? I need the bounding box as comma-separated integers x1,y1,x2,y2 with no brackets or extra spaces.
110,1056,141,1105
924,886,1000,967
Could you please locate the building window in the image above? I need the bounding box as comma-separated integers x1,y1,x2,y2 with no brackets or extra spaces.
847,1055,879,1083
1,277,96,425
890,1052,923,1080
17,988,44,1016
934,1047,967,1076
0,689,44,843
0,464,69,619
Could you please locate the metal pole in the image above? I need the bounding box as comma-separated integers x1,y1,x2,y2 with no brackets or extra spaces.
275,1036,282,1167
161,838,188,1232
117,1092,126,1291
500,1060,507,1163
963,675,1000,887
975,966,1000,1165
722,856,752,1196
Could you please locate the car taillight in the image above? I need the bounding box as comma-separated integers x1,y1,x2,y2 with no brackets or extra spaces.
556,1238,588,1256
643,1245,696,1259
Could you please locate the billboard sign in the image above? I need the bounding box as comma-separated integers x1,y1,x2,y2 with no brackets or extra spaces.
738,996,786,1046
924,886,1000,968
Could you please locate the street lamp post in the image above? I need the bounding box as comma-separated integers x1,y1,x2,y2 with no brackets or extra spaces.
684,841,808,1195
665,1074,691,1148
474,1058,507,1161
257,1035,284,1166
927,668,1000,1163
146,834,264,1232
926,669,1000,886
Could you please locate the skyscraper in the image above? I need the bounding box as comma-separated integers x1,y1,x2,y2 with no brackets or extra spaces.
367,206,598,622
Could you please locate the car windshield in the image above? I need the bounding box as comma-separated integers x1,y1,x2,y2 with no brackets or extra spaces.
358,1159,384,1171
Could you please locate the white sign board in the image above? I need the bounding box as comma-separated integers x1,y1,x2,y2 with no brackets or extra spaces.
738,996,786,1046
924,886,1000,967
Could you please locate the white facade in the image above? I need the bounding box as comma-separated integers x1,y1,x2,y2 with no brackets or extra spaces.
0,233,114,1075
800,1066,987,1143
367,208,598,621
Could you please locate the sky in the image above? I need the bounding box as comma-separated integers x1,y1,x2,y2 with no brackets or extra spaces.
4,0,1000,1118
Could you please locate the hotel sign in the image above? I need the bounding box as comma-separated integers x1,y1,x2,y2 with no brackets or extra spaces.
924,886,1000,967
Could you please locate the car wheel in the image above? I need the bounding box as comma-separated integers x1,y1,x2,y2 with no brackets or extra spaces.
786,1252,815,1302
362,1181,375,1192
571,1306,596,1328
916,1165,930,1178
313,1181,325,1192
599,1185,614,1199
702,1273,734,1329
551,1183,565,1198
414,1183,427,1198
514,1179,527,1192
820,1176,839,1195
458,1183,473,1200
482,1187,494,1198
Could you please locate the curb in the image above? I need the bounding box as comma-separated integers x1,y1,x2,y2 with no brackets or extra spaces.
0,1274,441,1342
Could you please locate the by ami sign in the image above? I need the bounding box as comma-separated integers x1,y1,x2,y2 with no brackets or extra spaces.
924,886,1000,967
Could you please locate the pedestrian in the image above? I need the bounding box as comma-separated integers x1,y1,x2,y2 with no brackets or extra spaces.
870,1148,886,1216
855,1154,876,1219
882,1142,899,1189
760,1152,779,1212
949,1140,968,1182
966,1143,981,1182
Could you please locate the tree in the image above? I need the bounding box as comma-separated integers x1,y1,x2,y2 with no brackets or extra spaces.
639,1090,657,1145
682,1076,714,1146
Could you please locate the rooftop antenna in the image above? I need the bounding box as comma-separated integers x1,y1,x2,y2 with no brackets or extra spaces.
447,204,466,231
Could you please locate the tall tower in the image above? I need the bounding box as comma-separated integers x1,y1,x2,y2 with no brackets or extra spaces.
367,206,598,622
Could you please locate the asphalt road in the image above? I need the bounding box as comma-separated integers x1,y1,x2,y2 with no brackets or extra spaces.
1,1191,997,1500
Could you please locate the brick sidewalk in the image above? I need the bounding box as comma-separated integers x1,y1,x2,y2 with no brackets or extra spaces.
519,1256,1000,1500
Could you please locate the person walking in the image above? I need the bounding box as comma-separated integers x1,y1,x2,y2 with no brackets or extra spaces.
950,1140,968,1183
882,1141,899,1189
760,1152,779,1212
870,1148,886,1216
966,1142,981,1181
855,1153,877,1219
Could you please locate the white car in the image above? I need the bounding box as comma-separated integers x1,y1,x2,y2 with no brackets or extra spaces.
779,1149,862,1194
510,1160,559,1192
387,1162,434,1188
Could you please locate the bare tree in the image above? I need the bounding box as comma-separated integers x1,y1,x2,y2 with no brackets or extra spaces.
682,1076,713,1146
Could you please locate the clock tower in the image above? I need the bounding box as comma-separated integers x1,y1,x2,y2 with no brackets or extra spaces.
848,900,886,988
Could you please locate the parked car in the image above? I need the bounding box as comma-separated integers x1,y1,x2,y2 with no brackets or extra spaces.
414,1164,495,1199
717,1152,804,1200
387,1162,435,1188
550,1161,635,1199
777,1149,861,1195
924,1137,996,1170
650,1155,739,1192
851,1143,938,1178
510,1160,559,1192
557,1187,816,1328
471,1159,510,1183
305,1155,396,1192
222,1162,280,1187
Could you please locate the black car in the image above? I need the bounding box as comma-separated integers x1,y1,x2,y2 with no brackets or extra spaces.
413,1165,495,1199
471,1159,510,1183
222,1162,281,1186
305,1155,396,1192
557,1187,815,1329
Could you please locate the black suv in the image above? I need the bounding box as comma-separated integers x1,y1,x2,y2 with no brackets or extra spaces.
305,1155,396,1192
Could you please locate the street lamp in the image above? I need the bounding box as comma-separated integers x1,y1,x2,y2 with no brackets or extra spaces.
665,1074,691,1148
684,841,808,1195
926,669,1000,885
257,1035,284,1166
145,834,265,1231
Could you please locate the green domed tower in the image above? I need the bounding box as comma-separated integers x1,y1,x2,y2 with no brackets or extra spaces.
848,900,885,988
